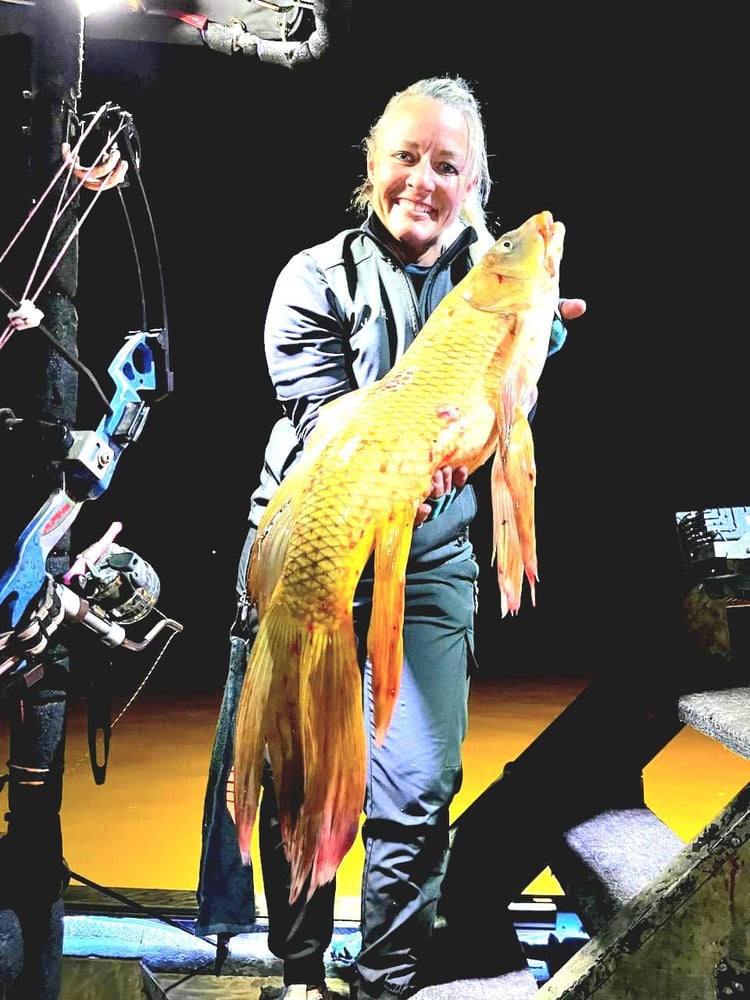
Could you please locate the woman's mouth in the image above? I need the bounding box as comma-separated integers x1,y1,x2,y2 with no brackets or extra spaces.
396,198,433,218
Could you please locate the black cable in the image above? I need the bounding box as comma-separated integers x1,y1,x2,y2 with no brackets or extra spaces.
0,281,111,411
65,866,215,947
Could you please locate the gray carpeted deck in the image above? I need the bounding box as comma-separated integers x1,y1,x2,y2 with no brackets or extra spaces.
60,892,589,999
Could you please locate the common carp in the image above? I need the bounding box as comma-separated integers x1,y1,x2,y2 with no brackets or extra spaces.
233,209,565,902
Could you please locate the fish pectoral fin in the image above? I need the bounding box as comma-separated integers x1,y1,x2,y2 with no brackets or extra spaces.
504,412,538,602
368,503,414,745
490,447,524,617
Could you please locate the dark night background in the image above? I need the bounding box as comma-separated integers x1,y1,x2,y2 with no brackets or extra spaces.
0,4,747,690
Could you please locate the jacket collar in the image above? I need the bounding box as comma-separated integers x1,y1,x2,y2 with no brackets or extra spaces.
362,211,477,271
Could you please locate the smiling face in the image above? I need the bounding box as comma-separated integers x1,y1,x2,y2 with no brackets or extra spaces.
367,95,477,266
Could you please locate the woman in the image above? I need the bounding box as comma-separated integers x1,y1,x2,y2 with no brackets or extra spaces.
197,75,585,1000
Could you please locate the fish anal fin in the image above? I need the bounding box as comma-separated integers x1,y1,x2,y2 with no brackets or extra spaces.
248,499,298,615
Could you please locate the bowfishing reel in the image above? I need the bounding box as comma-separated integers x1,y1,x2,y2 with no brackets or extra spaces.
0,524,181,700
65,541,160,625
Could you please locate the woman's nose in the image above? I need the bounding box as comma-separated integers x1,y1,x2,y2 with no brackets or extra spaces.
407,157,436,189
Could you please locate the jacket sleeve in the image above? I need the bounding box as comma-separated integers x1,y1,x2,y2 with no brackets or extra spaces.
548,301,569,357
263,250,353,446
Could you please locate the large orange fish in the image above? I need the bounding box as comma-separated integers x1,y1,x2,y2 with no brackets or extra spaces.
233,210,565,902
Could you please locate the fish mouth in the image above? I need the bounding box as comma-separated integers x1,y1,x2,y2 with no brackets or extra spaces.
536,210,555,236
535,211,565,276
536,210,561,242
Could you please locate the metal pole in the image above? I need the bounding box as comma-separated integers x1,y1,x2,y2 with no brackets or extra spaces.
1,3,83,997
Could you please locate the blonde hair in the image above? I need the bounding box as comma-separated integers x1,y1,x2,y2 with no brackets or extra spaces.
351,76,495,260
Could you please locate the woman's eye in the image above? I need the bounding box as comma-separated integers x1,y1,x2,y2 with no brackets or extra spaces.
437,162,459,175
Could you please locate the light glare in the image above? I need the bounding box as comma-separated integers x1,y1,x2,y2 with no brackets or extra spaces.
80,0,130,16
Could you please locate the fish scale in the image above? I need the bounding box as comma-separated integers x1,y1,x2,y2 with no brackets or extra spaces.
233,210,565,902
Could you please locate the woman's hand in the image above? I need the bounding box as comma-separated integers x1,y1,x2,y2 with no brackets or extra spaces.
415,465,469,526
62,142,129,191
559,297,586,321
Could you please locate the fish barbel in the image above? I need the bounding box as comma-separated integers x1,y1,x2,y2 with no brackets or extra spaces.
233,210,565,901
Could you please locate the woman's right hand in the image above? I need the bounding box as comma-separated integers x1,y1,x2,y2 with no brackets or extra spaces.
415,465,469,526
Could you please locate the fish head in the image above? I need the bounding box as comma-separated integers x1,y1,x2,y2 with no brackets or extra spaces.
462,210,565,312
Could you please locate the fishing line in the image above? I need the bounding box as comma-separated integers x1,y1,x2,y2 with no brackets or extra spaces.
65,616,182,775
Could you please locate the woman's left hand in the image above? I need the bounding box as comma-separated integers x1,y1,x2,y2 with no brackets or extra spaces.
560,297,586,321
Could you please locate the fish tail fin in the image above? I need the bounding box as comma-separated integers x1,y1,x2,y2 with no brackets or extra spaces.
284,618,365,903
368,503,415,745
239,601,364,904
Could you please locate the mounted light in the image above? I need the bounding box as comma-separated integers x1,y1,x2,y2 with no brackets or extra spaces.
1,0,351,60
